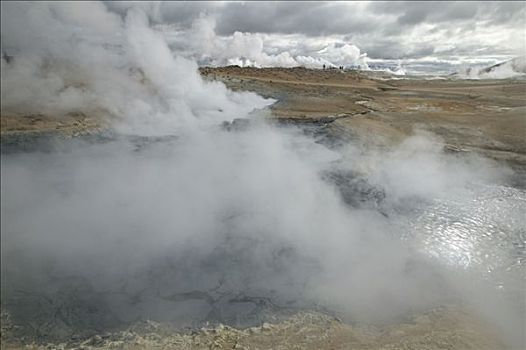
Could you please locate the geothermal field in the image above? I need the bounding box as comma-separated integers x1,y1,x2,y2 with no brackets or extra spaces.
1,2,525,350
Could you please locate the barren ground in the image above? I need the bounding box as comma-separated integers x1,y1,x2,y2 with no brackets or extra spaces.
1,308,506,350
200,67,526,165
2,67,525,165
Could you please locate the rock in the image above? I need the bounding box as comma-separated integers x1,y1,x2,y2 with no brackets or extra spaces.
106,340,124,349
81,335,102,347
248,327,260,334
261,323,273,331
323,169,385,209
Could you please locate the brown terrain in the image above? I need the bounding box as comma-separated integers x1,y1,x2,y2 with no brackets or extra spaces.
0,112,106,137
200,67,526,166
1,68,525,349
2,67,525,166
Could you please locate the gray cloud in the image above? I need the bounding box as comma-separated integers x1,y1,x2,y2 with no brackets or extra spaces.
100,1,525,60
213,2,379,36
368,1,525,27
105,1,218,27
3,2,523,71
131,1,526,38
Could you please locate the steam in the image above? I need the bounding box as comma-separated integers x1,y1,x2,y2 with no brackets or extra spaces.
1,2,525,348
1,2,270,131
455,56,526,79
160,16,369,69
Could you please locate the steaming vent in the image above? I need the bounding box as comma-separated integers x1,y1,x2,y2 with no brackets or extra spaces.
1,2,525,348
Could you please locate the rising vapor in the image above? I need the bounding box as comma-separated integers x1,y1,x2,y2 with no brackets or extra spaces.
1,2,524,348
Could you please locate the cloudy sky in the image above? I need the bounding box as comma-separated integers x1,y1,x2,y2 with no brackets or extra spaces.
1,1,524,74
104,1,525,61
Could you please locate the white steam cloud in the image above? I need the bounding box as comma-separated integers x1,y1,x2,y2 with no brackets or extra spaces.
456,56,526,79
1,2,270,132
160,16,369,69
1,2,524,348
